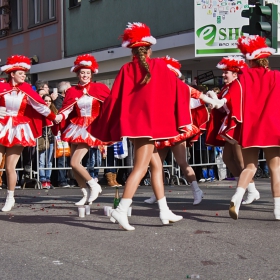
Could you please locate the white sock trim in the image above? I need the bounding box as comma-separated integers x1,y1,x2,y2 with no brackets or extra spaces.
236,187,246,195
157,196,169,211
247,182,257,192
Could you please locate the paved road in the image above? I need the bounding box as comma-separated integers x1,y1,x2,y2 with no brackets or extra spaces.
0,178,279,280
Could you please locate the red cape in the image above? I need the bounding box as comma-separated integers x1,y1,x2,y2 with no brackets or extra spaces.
0,82,56,138
88,57,192,141
52,82,110,136
237,67,280,148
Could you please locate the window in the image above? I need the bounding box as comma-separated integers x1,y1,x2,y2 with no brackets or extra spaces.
48,0,55,19
28,0,56,27
69,0,81,9
34,0,40,24
10,0,23,32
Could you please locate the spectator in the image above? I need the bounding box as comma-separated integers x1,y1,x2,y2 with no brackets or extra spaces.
38,94,57,189
54,81,72,188
37,88,47,98
21,81,49,185
35,80,49,94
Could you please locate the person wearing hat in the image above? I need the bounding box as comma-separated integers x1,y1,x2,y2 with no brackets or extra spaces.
206,55,259,206
0,55,62,212
88,22,195,230
53,54,110,206
213,35,280,220
145,55,213,206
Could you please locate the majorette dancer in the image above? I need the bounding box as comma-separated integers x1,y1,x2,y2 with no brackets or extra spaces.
54,54,110,206
0,55,62,212
88,22,198,230
211,35,280,220
206,55,260,206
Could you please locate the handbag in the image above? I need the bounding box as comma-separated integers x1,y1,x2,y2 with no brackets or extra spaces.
54,135,71,158
37,137,50,152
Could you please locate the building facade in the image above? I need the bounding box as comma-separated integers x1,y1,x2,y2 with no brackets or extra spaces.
0,0,62,84
0,0,279,89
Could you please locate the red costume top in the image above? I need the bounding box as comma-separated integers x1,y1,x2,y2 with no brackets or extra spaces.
236,67,280,148
88,57,193,142
0,82,56,147
188,86,209,146
205,79,242,147
54,82,110,147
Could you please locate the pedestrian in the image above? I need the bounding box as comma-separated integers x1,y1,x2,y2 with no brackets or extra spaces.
89,22,196,230
0,55,62,212
212,35,280,220
54,54,110,206
206,55,260,205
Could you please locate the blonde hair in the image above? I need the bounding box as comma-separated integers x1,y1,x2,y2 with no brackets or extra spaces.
252,58,269,68
132,46,151,84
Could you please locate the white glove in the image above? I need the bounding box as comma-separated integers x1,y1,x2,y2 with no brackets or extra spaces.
54,114,63,124
0,106,7,119
213,98,227,109
206,90,218,100
200,94,227,109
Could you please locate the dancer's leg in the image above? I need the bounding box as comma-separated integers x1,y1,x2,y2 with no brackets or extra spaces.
233,143,260,205
171,142,196,181
264,147,280,197
122,138,155,198
111,138,155,230
70,143,101,205
223,142,242,177
149,149,165,200
2,145,24,212
229,147,259,220
263,147,280,220
5,146,24,191
70,143,91,184
153,147,183,224
171,142,203,205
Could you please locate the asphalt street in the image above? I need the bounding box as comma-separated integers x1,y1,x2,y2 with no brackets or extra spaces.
0,178,279,280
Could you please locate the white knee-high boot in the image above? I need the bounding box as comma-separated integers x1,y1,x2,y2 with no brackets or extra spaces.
229,187,245,220
2,190,15,212
75,188,89,206
242,182,260,205
190,181,204,205
158,196,183,224
274,197,280,220
110,198,135,231
87,178,102,203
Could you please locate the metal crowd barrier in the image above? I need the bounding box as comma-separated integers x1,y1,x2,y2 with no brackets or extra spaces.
5,129,267,190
